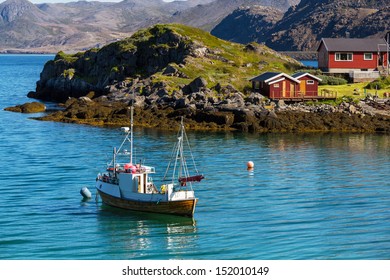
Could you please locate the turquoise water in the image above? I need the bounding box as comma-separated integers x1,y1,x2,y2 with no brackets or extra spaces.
0,55,389,260
300,60,318,68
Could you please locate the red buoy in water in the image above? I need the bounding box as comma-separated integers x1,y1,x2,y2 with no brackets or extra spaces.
247,161,254,169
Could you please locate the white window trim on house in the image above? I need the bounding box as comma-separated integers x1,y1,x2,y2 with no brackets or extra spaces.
335,53,353,61
273,83,280,88
306,80,315,85
364,53,373,60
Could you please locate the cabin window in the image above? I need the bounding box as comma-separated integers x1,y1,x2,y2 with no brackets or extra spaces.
364,53,373,60
254,81,260,90
273,84,280,88
335,53,353,61
307,80,314,85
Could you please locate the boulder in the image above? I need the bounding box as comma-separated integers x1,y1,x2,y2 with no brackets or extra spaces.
79,96,94,104
175,97,190,109
183,77,208,94
276,99,287,109
162,65,178,76
245,92,264,105
4,102,46,113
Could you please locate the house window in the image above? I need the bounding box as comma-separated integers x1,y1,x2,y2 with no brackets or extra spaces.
335,53,353,61
364,53,373,60
307,80,314,85
254,81,260,90
273,84,279,88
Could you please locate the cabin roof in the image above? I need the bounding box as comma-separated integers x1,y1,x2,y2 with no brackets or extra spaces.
292,72,322,81
250,72,300,83
318,38,388,52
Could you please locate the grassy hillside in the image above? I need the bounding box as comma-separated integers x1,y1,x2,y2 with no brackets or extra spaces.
49,23,301,96
149,25,300,93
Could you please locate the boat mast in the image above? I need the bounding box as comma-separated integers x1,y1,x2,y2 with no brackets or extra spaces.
178,118,184,179
113,147,116,175
130,105,134,165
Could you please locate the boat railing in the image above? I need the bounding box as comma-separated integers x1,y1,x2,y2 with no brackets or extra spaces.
107,164,156,174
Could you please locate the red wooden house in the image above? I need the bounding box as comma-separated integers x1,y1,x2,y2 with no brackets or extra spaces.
249,72,325,101
317,38,388,81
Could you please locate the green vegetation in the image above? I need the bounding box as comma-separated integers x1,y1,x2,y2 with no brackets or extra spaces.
365,76,390,90
319,81,390,100
318,75,348,85
55,51,81,63
145,25,301,93
62,68,75,79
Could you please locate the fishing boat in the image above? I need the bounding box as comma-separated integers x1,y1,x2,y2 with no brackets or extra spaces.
95,109,203,217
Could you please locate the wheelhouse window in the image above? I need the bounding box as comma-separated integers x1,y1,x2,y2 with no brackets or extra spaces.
307,80,314,85
335,53,353,61
364,53,373,60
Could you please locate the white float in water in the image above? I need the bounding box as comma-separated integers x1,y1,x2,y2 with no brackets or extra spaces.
80,187,92,199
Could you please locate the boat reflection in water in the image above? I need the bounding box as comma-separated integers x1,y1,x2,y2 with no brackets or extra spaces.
97,207,198,259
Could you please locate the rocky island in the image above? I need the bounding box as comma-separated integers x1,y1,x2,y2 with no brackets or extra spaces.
15,24,390,133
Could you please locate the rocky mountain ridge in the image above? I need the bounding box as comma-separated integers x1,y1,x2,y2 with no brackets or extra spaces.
212,0,390,51
0,0,299,53
1,0,388,52
168,0,298,30
211,5,284,44
0,0,214,52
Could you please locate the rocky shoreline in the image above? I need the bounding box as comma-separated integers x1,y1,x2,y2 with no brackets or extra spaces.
24,82,390,133
4,24,389,133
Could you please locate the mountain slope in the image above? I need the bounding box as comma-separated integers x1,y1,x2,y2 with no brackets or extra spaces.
0,0,215,53
169,0,299,31
211,5,284,44
265,0,390,51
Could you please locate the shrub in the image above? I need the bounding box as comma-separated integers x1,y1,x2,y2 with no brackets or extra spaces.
318,75,347,85
365,76,390,90
62,68,75,79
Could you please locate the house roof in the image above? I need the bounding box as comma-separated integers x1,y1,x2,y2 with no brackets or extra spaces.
249,72,300,83
318,38,388,52
292,72,322,81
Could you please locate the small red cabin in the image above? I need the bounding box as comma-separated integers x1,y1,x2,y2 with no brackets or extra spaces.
250,72,300,99
291,72,321,97
249,72,325,101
